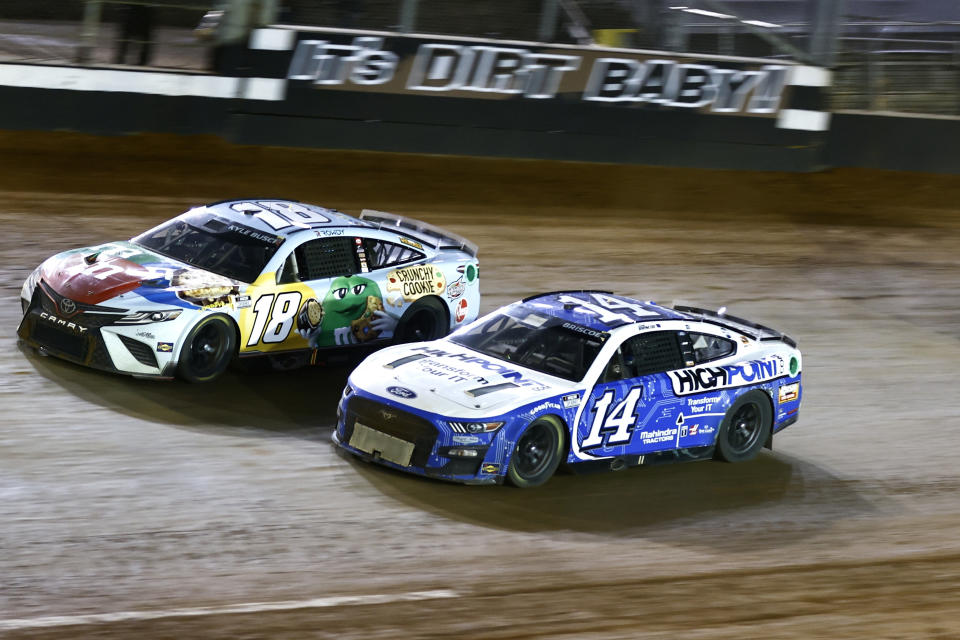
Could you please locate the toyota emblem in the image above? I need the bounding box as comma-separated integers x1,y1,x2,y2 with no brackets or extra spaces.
60,298,77,314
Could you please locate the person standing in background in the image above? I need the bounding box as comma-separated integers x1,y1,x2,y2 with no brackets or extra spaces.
115,3,155,66
210,0,278,74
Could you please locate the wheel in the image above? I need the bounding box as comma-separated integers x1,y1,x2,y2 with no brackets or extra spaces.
506,417,565,488
714,390,772,463
393,297,448,344
177,314,236,383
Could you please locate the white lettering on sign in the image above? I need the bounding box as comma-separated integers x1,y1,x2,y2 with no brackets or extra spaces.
584,60,786,113
406,44,580,99
285,38,794,116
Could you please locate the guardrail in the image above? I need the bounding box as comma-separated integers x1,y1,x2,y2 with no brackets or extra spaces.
1,1,959,119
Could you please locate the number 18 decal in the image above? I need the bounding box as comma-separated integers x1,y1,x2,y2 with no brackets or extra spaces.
581,387,643,450
247,292,303,346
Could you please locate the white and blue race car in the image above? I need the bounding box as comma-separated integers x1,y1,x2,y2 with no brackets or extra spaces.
18,200,479,381
334,291,802,487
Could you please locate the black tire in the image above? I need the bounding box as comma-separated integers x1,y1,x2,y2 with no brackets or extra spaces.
393,297,448,344
715,390,772,463
506,417,565,488
177,314,236,383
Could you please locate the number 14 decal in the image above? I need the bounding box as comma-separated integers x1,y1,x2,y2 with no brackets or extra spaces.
246,292,303,346
581,387,643,450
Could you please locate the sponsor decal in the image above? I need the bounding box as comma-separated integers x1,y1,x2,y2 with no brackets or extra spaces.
235,295,252,309
156,342,174,353
668,357,782,396
286,277,391,348
314,228,345,236
480,463,501,474
386,264,445,301
679,423,715,438
528,401,562,416
286,38,788,116
457,263,478,284
562,393,581,409
172,269,239,308
387,385,417,399
136,331,156,340
411,346,551,391
452,434,482,445
446,276,465,300
38,311,88,335
455,298,468,323
686,394,721,414
778,382,800,404
418,358,488,384
639,428,677,446
399,236,423,250
789,356,799,376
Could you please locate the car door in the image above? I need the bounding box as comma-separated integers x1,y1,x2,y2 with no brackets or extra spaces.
668,330,739,448
241,235,370,353
575,330,687,459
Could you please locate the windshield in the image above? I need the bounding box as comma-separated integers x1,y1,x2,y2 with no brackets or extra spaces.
450,306,607,382
132,211,282,283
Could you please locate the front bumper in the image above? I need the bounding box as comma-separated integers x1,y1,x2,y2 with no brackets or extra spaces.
333,389,506,485
18,282,178,379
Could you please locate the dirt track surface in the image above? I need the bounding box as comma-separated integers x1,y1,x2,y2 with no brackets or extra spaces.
1,133,960,638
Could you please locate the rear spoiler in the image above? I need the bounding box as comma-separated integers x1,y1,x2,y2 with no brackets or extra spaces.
672,305,797,348
360,209,478,257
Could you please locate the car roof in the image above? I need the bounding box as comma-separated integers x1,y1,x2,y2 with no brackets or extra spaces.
519,290,686,331
202,199,366,235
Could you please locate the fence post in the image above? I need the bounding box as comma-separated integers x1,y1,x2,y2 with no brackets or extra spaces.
808,0,845,66
399,0,419,33
77,0,103,64
538,0,560,43
955,41,960,115
866,39,880,111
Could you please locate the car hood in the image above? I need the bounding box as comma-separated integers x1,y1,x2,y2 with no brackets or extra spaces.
353,341,579,417
40,241,242,308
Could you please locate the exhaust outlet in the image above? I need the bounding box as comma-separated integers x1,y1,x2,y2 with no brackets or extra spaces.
610,458,627,472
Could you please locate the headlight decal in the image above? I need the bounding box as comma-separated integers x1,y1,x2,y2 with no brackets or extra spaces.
116,310,183,325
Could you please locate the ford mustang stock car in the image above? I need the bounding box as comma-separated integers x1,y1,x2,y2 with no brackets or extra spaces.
334,291,802,487
18,200,479,382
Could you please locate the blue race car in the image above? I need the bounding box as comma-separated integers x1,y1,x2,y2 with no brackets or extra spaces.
334,291,802,487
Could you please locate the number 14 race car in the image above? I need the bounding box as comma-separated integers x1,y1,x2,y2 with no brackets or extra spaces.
334,291,802,487
18,200,479,381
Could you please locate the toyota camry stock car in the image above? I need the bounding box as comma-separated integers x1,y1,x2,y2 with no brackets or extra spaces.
334,290,802,487
18,200,479,382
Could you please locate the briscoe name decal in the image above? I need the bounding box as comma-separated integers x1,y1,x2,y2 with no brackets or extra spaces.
668,357,782,396
287,37,789,115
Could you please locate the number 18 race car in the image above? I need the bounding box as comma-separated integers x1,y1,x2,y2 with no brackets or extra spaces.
18,200,479,382
334,291,802,487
